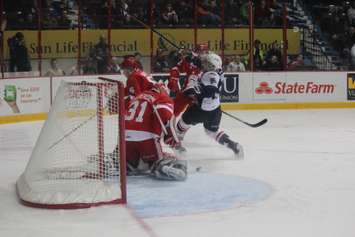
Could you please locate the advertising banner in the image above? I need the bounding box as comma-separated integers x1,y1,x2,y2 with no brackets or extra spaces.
251,72,346,102
221,74,239,103
4,30,150,59
4,29,300,59
253,73,286,102
347,73,355,100
51,75,99,99
0,78,50,116
51,75,125,101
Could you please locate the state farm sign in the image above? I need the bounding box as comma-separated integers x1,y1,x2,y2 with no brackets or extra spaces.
253,76,340,102
255,81,335,95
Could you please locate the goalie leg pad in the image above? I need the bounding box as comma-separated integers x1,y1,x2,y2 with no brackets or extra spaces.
151,155,187,181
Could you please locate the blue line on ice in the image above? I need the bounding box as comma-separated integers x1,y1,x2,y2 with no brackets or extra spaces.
127,173,272,218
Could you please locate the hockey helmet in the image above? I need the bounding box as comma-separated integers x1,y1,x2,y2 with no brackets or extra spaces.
120,56,139,70
201,52,222,71
195,43,209,53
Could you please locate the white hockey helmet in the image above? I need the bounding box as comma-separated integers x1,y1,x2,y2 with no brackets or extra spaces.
201,52,222,71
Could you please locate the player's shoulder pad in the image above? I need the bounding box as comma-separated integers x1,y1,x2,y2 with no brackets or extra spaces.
155,96,174,114
132,69,153,80
200,71,220,87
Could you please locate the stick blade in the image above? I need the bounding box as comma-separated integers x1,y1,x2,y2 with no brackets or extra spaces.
249,118,268,128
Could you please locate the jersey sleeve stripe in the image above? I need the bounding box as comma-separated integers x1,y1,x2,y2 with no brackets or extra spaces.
156,104,174,114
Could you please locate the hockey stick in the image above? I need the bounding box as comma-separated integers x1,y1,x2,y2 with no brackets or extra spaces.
222,111,267,128
152,104,168,134
152,104,180,145
47,113,96,151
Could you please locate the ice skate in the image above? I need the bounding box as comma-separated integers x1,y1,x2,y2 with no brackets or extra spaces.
227,141,244,160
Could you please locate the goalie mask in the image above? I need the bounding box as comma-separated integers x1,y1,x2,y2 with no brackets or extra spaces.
201,52,222,72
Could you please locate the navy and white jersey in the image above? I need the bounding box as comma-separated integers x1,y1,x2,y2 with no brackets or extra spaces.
199,71,224,111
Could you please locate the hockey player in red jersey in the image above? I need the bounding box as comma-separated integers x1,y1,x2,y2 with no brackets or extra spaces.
124,83,187,181
168,43,208,116
106,57,154,113
121,56,155,107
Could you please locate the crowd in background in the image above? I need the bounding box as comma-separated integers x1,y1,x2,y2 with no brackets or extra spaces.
303,0,355,68
153,38,306,73
3,0,348,74
3,0,291,29
5,30,303,75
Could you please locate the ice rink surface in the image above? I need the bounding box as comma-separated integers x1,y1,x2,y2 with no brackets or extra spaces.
1,108,355,237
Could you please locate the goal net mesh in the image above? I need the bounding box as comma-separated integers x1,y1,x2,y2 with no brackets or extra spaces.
16,78,126,208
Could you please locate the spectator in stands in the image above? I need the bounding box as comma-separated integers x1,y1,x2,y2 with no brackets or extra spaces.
0,18,6,51
91,35,110,74
240,1,249,25
83,57,98,75
7,32,31,72
265,42,282,67
328,14,347,54
197,0,221,26
263,55,282,71
288,54,304,71
350,43,355,70
153,47,169,72
254,0,271,26
266,0,282,24
249,39,265,70
265,0,278,10
161,3,179,26
69,60,84,75
175,0,194,25
45,58,65,76
51,0,63,17
348,1,355,26
56,14,71,29
225,0,242,25
345,26,355,52
127,5,148,26
226,55,246,72
0,17,6,35
113,0,130,26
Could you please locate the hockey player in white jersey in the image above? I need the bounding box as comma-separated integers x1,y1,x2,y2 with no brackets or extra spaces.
175,52,244,158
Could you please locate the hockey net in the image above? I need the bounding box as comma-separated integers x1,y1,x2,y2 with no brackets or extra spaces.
16,77,126,208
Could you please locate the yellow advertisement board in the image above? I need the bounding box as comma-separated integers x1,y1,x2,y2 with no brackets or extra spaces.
3,28,299,59
152,29,195,52
4,29,150,59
